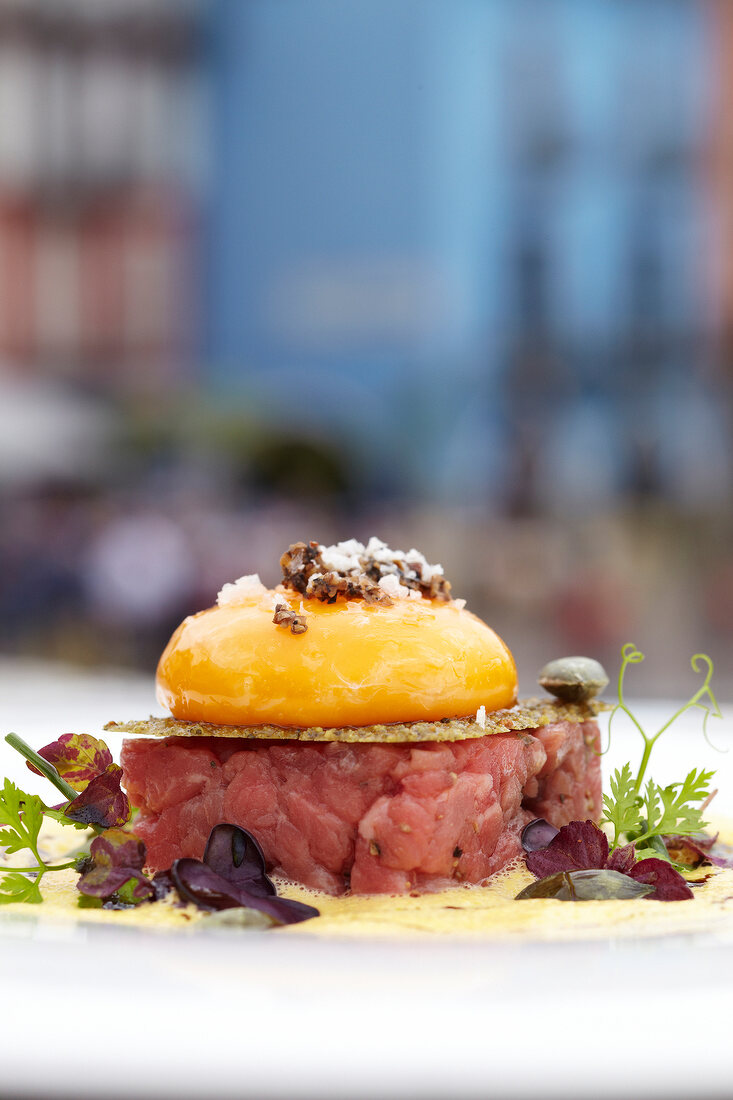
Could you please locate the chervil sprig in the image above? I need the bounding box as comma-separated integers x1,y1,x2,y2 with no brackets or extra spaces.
0,778,45,864
0,778,80,905
601,762,638,849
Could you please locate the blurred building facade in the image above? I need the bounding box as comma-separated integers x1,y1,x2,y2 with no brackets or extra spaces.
1,0,733,694
0,0,203,391
205,0,731,512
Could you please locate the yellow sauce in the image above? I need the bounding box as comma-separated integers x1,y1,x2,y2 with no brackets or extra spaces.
3,823,733,942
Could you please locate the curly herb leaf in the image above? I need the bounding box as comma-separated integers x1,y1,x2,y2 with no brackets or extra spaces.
0,779,44,861
601,768,713,851
601,763,640,849
27,733,112,793
632,834,673,864
636,768,713,845
0,872,44,905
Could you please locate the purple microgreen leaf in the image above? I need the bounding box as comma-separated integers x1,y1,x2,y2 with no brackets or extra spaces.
64,764,130,828
664,834,733,869
606,843,636,875
517,869,654,901
676,831,718,851
521,818,559,853
627,858,694,901
170,859,246,910
27,733,112,792
525,820,609,879
170,858,319,926
203,823,276,898
76,828,154,902
151,869,175,901
5,733,78,802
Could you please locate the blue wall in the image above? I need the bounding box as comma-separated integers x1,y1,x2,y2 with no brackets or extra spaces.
204,0,723,506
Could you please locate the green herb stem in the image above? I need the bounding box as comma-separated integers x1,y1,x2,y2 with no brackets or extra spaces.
612,647,722,795
634,738,654,796
634,676,720,793
4,734,78,802
0,862,77,874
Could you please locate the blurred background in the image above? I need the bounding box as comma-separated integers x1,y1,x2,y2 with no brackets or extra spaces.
1,0,733,697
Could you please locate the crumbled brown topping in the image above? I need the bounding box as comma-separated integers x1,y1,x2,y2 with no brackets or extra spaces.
279,541,321,595
280,537,453,604
307,571,392,606
272,603,308,635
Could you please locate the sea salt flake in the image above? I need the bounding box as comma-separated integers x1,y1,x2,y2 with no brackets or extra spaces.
333,538,366,557
406,548,444,584
378,574,409,599
217,574,267,606
318,540,365,574
475,705,487,730
366,536,403,565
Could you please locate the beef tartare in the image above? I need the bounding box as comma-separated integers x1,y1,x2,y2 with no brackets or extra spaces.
113,538,605,895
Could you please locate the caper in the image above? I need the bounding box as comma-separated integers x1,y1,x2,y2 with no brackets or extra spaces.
538,656,609,704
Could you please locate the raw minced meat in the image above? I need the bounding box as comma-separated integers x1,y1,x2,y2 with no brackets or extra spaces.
121,720,601,895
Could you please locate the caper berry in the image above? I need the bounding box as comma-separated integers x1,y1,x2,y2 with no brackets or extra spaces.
538,656,609,704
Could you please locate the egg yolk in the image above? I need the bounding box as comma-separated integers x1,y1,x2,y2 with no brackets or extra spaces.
156,591,517,729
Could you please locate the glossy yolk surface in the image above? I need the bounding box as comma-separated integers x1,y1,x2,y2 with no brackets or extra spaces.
156,591,517,728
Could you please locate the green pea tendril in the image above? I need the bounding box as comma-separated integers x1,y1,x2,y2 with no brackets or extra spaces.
601,644,724,852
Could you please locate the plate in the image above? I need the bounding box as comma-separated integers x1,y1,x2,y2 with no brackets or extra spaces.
1,659,732,1099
